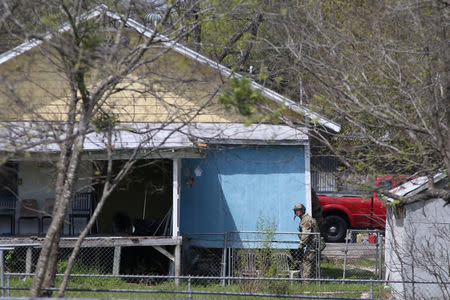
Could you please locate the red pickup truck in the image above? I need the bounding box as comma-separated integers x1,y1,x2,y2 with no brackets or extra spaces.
318,175,409,242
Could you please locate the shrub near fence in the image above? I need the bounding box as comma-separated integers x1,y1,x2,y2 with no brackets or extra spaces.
226,231,321,281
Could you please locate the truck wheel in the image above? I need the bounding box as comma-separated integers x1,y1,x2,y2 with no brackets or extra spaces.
323,216,348,242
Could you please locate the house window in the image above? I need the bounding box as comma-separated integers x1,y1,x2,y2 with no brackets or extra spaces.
311,156,367,194
311,156,338,192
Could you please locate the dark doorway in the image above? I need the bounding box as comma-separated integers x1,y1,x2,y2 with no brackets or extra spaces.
0,162,18,199
96,159,173,236
0,162,18,235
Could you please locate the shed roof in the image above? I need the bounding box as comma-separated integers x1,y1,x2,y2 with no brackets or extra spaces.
386,173,447,203
0,5,340,133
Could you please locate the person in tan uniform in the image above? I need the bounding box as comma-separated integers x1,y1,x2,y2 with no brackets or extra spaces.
293,203,319,280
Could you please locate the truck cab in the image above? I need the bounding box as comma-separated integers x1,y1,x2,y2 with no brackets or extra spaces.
317,175,410,242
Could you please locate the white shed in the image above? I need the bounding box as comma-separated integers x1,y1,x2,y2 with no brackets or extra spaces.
384,173,449,299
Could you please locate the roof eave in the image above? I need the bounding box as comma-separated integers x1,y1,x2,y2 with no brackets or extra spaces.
0,5,106,65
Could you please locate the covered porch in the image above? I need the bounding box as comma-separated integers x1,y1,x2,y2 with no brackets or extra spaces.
0,155,187,238
0,153,188,277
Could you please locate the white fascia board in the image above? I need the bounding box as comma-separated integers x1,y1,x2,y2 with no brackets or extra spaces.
204,139,308,145
0,6,105,65
0,39,44,65
183,123,308,143
0,122,308,153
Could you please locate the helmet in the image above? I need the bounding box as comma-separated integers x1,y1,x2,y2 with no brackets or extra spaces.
293,203,305,213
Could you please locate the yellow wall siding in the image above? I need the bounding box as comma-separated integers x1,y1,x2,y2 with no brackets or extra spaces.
1,46,242,123
0,48,70,121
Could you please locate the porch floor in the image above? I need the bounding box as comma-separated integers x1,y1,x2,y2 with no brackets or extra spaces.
0,234,182,248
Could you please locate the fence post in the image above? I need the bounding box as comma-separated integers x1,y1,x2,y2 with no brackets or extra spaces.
0,248,13,297
221,232,227,287
6,274,10,297
379,234,384,280
370,281,374,298
174,244,181,286
342,229,350,285
0,249,4,297
113,246,121,275
227,233,232,284
317,234,321,284
0,248,12,297
26,247,32,274
188,275,192,300
375,234,379,279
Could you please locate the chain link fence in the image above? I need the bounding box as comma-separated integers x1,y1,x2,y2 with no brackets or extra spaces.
183,233,227,279
183,231,321,282
0,231,360,280
226,231,320,281
342,229,384,280
2,273,448,299
2,246,116,275
0,231,448,299
0,244,179,283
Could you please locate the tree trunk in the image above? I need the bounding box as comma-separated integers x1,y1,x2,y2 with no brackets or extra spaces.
217,12,263,63
29,132,86,297
29,189,72,296
58,132,140,296
40,229,62,297
57,184,111,297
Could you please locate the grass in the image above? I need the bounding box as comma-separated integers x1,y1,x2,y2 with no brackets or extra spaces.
5,275,388,299
3,255,386,298
320,257,380,279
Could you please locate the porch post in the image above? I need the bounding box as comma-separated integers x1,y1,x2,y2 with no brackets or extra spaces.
25,247,32,274
172,158,182,284
305,141,312,215
172,158,181,237
174,244,181,285
113,246,121,275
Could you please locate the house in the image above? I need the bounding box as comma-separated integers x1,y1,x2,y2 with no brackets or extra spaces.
384,173,449,299
0,5,340,275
